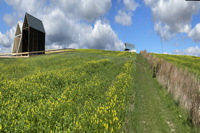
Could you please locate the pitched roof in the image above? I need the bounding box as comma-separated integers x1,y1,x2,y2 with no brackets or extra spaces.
15,22,23,36
25,13,45,33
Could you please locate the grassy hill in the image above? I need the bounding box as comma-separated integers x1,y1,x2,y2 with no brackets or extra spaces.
0,49,136,132
0,49,199,132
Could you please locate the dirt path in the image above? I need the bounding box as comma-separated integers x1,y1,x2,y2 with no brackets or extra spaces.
129,54,197,133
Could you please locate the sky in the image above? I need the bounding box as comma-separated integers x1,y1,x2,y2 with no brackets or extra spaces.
0,0,200,56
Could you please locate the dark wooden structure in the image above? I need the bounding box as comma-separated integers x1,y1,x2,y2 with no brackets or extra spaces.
13,13,45,55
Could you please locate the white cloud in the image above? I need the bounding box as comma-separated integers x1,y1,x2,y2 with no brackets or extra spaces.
51,0,111,21
83,20,124,50
115,0,138,26
0,46,12,53
144,0,200,41
173,46,200,56
163,52,170,55
4,0,46,17
188,23,200,42
46,43,64,50
43,8,79,46
43,9,124,50
154,21,174,41
115,10,132,26
3,13,18,27
144,0,156,6
0,0,124,53
0,26,15,48
123,0,138,11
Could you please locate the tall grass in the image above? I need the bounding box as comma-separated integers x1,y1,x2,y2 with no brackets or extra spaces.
140,50,200,126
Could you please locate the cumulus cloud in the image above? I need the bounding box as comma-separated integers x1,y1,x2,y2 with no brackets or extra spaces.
0,0,124,53
50,0,111,22
123,0,138,11
115,10,132,26
154,21,173,41
144,0,200,41
115,0,138,26
173,46,200,56
3,13,18,27
43,8,124,50
144,0,156,6
83,20,124,50
188,23,200,42
4,0,47,17
43,9,79,46
0,26,15,48
0,46,12,53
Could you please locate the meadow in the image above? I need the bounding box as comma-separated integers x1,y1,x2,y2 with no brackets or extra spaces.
152,53,200,79
142,52,200,127
0,49,135,132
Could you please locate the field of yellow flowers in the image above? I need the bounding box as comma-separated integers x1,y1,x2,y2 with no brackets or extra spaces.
0,49,135,132
152,53,200,79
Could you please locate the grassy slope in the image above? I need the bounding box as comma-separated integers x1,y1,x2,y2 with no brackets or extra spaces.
0,49,136,132
152,53,200,79
1,50,199,132
131,54,198,132
0,49,134,82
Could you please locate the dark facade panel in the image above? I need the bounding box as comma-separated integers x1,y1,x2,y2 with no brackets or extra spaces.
28,28,45,54
22,29,29,52
20,13,45,55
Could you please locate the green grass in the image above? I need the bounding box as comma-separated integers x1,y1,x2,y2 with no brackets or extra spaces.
0,49,199,132
130,54,199,132
0,49,136,132
152,53,200,79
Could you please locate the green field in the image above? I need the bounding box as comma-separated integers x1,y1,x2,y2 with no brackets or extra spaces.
152,53,200,79
0,49,135,132
0,49,199,132
132,54,199,133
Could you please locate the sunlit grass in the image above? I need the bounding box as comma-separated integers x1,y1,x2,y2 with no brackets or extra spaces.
0,49,136,132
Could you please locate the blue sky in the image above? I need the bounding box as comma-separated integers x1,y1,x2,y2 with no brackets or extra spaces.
0,0,200,56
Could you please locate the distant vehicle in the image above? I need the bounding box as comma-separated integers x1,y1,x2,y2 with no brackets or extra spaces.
124,43,136,52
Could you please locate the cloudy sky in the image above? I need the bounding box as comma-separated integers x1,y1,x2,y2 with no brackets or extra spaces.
0,0,200,56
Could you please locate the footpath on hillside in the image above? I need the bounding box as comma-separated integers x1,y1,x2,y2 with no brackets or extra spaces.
128,54,199,133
